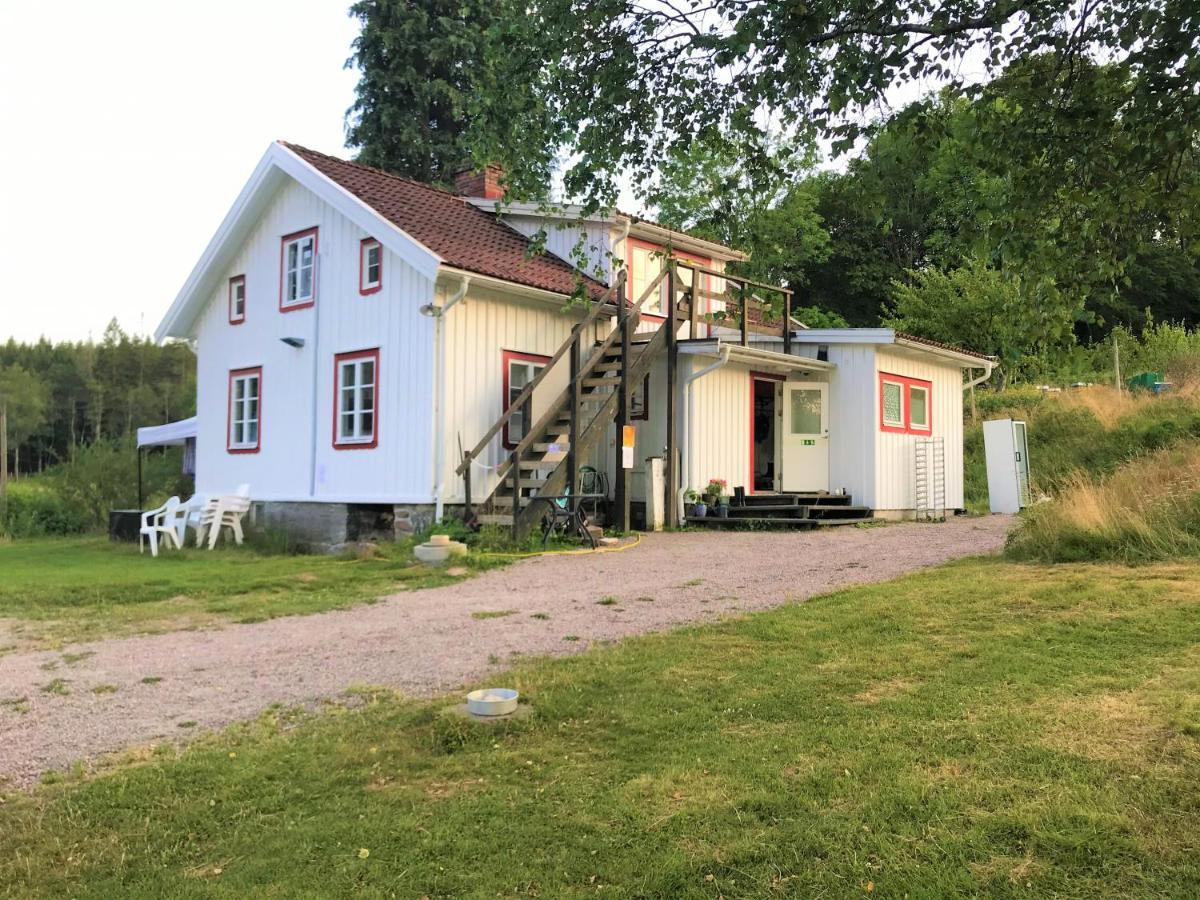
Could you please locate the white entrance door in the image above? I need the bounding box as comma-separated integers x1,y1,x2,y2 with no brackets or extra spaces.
781,383,829,492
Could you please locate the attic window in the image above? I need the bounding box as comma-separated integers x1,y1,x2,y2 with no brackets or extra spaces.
279,227,318,311
228,275,246,324
359,239,382,295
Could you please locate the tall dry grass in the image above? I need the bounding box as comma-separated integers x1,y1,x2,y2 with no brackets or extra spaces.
1055,385,1157,429
1007,444,1200,562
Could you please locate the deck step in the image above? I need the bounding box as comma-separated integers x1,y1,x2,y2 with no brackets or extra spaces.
806,505,872,519
685,516,818,529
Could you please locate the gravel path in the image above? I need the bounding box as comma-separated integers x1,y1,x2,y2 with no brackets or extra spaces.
0,517,1011,787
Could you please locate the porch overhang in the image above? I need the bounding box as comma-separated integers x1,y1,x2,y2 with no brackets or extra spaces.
678,339,834,375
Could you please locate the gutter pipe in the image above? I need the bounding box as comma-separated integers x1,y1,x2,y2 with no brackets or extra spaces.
676,344,732,522
432,275,471,523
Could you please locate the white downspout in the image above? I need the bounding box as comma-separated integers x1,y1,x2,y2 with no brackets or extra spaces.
432,275,471,523
963,362,995,392
676,344,732,521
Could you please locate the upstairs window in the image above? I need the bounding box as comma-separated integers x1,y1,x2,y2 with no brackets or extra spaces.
359,238,382,295
503,350,549,448
879,372,932,434
228,275,246,324
334,349,379,448
228,367,261,453
279,227,318,310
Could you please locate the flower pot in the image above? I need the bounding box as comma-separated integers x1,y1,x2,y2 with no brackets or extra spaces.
716,503,729,518
693,502,708,518
684,502,696,517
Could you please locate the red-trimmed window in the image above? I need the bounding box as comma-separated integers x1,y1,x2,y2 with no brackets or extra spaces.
502,350,550,448
333,349,380,449
279,227,318,311
359,238,382,295
227,367,262,453
631,373,650,421
879,372,932,435
626,237,710,320
228,275,246,324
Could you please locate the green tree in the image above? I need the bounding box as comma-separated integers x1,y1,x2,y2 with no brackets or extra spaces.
0,364,48,476
346,0,548,186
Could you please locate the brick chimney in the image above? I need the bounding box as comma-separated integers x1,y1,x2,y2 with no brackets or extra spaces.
453,164,506,200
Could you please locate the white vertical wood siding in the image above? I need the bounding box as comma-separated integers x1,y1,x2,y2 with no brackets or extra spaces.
821,344,879,507
684,358,751,495
193,178,436,503
439,283,605,503
501,215,614,283
873,348,965,514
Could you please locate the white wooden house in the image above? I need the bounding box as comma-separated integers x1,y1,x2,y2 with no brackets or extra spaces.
155,142,993,545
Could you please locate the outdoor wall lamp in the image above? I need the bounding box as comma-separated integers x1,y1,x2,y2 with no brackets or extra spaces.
280,337,306,348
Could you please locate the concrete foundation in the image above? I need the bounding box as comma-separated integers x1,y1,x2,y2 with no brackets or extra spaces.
253,501,459,553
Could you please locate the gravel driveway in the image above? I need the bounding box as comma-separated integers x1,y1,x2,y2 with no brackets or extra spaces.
0,517,1011,788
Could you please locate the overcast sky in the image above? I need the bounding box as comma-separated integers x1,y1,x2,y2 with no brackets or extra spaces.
0,0,360,344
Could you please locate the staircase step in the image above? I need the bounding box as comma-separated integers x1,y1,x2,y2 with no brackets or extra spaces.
517,459,556,470
489,495,532,508
532,441,569,453
686,516,818,529
476,514,514,526
582,377,620,388
727,504,804,518
505,477,547,489
806,505,872,520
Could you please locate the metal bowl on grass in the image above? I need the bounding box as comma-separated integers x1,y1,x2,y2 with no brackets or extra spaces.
466,688,519,716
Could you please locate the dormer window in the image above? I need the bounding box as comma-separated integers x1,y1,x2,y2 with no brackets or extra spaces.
279,227,318,311
228,275,246,324
359,238,382,295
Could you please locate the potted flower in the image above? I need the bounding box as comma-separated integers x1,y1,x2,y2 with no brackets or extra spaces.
684,489,699,518
705,478,729,518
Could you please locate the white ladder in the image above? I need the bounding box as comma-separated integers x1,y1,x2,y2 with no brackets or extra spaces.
914,437,946,521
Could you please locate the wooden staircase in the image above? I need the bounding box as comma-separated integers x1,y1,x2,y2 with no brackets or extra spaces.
458,267,683,539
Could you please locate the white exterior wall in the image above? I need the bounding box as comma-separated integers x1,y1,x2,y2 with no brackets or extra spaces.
439,283,606,503
822,344,879,507
502,215,615,284
193,179,437,503
873,348,965,514
683,358,752,495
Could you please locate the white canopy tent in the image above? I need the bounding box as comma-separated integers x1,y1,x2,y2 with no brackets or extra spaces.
137,416,197,448
134,417,198,510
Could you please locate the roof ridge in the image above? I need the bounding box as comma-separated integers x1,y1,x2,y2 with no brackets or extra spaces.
278,141,466,202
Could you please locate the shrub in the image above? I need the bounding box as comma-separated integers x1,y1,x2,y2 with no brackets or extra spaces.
1006,444,1200,563
1,482,90,537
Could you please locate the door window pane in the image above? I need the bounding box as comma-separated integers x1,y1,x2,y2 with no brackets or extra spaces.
790,389,822,434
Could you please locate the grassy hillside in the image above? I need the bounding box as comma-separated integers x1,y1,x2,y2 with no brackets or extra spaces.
964,386,1200,513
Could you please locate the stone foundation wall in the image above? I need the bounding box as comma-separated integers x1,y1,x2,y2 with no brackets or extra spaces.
253,501,464,553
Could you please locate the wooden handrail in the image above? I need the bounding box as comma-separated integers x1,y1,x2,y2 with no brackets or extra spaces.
672,261,793,297
455,271,626,475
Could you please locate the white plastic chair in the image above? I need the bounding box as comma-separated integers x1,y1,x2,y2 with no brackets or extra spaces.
140,496,182,558
200,494,252,549
176,493,209,547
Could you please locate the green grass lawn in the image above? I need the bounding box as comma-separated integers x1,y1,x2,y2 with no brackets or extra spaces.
0,536,493,648
2,557,1198,897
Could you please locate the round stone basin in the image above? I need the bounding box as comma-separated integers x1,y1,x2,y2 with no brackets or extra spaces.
466,688,519,717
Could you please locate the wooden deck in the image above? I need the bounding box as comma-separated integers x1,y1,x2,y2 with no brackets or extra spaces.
686,492,875,529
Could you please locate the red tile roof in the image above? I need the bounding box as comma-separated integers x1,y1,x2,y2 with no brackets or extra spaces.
281,142,608,299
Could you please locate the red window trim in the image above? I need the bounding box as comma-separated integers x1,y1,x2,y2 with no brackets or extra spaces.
228,275,246,325
332,348,381,450
278,226,319,313
226,366,263,454
879,372,933,435
502,349,551,449
359,238,382,296
748,371,785,494
631,372,651,421
625,237,711,324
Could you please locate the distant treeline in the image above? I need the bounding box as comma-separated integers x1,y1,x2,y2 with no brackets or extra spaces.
0,320,195,476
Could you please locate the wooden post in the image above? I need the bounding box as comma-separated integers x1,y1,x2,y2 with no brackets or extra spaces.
510,449,521,542
740,281,749,347
567,327,580,510
613,281,631,532
463,455,473,523
665,263,678,528
688,286,698,338
783,289,793,356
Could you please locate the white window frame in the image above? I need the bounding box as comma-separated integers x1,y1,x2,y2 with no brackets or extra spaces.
281,229,317,309
360,239,382,294
335,350,379,447
504,355,548,448
228,370,260,451
908,384,931,431
229,276,246,324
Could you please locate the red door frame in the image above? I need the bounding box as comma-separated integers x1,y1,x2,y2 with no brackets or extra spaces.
748,371,785,494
